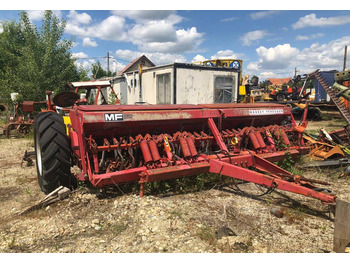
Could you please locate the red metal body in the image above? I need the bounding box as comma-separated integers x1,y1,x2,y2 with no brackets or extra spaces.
67,102,336,204
5,100,47,137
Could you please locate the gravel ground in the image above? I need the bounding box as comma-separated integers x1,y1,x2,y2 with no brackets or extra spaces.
1,129,350,253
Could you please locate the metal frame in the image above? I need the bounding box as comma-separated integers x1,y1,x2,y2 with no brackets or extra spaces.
65,102,336,205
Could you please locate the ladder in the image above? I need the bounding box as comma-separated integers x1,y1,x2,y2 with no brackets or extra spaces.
311,70,350,125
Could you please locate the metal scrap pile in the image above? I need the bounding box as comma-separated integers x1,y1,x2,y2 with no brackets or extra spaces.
301,70,350,173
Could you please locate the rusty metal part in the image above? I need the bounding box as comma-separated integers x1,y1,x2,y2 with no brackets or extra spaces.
179,137,191,158
304,134,345,160
148,140,161,162
140,140,153,164
21,150,35,167
255,131,266,149
53,92,80,107
249,132,260,150
5,122,33,138
186,137,198,157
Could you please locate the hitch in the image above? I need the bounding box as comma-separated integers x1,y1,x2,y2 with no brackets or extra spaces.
208,154,336,204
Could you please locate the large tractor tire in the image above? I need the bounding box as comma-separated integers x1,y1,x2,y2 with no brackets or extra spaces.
34,112,76,194
276,93,286,102
308,107,322,121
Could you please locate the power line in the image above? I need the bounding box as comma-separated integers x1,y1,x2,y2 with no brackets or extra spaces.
74,56,131,63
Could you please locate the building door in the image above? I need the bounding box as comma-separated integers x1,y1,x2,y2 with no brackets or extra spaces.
157,73,171,104
214,76,235,103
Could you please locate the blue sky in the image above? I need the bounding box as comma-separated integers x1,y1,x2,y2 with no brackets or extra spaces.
1,7,350,80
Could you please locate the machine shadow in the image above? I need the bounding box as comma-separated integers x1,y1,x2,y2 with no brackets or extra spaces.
90,179,333,222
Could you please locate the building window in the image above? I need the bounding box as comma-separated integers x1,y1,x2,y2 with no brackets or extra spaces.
214,76,235,103
157,73,171,104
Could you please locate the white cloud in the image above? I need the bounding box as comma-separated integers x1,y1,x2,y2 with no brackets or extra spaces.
91,16,127,41
111,10,177,22
82,37,98,47
65,23,87,36
211,50,245,60
296,33,324,41
220,17,238,22
123,12,202,54
255,44,299,70
292,13,350,29
250,11,282,20
65,14,127,42
112,61,126,74
67,10,92,25
192,54,206,62
240,30,269,46
72,52,89,59
65,11,204,55
115,49,187,66
75,60,92,71
27,10,44,21
115,49,141,62
128,20,177,44
246,62,260,72
247,36,350,78
297,36,350,69
137,27,204,53
27,10,62,21
260,72,275,77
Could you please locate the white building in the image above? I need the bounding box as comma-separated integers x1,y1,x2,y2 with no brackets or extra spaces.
111,60,240,105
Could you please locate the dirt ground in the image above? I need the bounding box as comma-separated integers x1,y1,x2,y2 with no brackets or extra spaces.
1,120,350,253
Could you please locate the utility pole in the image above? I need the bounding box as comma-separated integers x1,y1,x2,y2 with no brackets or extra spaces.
107,51,110,77
344,46,348,71
294,67,298,78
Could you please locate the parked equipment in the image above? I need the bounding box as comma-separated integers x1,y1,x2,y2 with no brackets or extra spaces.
4,100,47,137
270,74,311,102
32,89,340,209
311,69,350,125
239,75,264,103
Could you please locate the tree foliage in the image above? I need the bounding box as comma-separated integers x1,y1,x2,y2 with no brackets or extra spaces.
91,61,116,79
0,11,84,105
91,61,106,79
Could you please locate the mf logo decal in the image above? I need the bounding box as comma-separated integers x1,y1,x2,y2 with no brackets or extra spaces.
104,113,123,121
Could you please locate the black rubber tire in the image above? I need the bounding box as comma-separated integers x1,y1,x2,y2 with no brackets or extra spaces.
276,94,285,102
34,112,76,194
308,107,322,121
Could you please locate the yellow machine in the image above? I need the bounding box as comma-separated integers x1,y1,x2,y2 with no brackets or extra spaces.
238,74,266,103
192,59,243,84
63,115,72,135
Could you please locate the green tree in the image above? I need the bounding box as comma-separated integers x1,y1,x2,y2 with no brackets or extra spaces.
0,21,25,104
91,61,106,79
75,65,90,82
91,61,116,79
0,11,82,104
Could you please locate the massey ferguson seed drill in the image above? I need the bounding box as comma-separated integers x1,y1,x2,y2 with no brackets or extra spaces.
32,82,350,252
33,88,336,203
